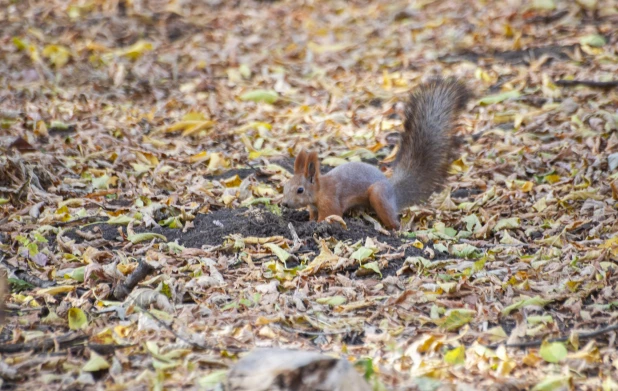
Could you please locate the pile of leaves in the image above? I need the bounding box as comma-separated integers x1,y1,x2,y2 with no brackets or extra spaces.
1,0,618,389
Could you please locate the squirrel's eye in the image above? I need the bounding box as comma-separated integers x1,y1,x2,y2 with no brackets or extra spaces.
297,187,304,194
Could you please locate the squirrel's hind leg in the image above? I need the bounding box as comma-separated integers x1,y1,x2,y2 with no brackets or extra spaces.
368,183,400,230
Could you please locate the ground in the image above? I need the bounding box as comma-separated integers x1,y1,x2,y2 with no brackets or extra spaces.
1,0,618,390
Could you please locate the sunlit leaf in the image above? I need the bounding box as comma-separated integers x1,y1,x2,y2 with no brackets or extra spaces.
444,345,465,365
478,90,520,105
239,89,279,104
68,308,88,330
127,232,167,244
502,296,553,315
580,34,606,47
316,295,347,306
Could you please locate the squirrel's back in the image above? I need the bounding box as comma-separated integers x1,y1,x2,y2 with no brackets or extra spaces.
390,78,470,209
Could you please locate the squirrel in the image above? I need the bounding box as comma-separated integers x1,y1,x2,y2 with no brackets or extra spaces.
281,78,470,230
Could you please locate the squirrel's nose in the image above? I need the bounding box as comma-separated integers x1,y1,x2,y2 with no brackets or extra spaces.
282,202,289,208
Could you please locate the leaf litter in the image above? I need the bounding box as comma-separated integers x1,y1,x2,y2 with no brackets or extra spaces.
1,0,618,389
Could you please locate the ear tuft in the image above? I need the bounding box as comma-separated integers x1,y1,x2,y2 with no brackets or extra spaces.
294,149,308,174
305,151,320,182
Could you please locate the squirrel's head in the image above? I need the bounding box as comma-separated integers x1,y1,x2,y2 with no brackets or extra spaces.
281,149,319,209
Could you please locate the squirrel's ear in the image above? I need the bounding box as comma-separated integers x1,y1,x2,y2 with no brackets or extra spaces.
305,151,319,183
294,149,308,174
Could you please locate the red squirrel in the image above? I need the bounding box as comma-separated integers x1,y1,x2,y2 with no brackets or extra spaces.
281,78,470,230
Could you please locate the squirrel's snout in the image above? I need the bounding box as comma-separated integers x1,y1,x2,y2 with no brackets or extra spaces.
281,202,289,208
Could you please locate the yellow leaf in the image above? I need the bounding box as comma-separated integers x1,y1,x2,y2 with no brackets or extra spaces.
444,345,465,365
117,40,153,60
183,112,208,121
263,243,291,263
600,236,618,256
83,351,110,371
188,151,209,164
301,240,339,275
37,285,76,296
450,157,469,173
222,175,242,188
412,240,424,249
42,45,71,68
207,152,227,171
68,307,88,330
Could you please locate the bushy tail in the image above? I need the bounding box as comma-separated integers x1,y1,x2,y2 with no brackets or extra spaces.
390,78,470,210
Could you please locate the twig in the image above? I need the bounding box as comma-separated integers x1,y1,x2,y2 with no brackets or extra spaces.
487,324,618,349
278,324,355,336
88,343,137,355
555,79,618,89
52,216,107,227
1,256,56,288
0,332,88,354
288,222,302,252
113,258,155,300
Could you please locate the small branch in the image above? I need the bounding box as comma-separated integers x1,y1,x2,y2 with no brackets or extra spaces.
278,324,355,336
555,79,618,89
0,332,88,354
113,259,155,300
88,343,137,355
487,324,618,349
1,257,56,288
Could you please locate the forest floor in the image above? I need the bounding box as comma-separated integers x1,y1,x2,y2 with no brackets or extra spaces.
1,0,618,389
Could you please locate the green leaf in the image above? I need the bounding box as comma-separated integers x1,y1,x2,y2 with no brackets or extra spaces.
350,246,375,263
83,351,110,372
316,295,347,306
50,120,70,131
435,310,474,331
361,261,382,278
434,243,448,253
67,266,85,282
92,174,110,190
239,89,279,104
478,90,520,106
444,345,465,365
127,232,167,244
0,198,9,205
107,215,134,225
159,216,182,228
450,243,480,258
494,217,520,231
580,34,606,47
502,296,553,315
8,278,35,292
12,37,28,51
539,341,567,363
532,0,556,10
68,308,88,330
263,243,291,263
532,375,571,391
238,64,252,79
462,214,481,232
32,232,48,243
322,157,349,167
197,370,228,388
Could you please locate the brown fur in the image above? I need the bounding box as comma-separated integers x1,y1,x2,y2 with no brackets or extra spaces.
281,78,470,229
